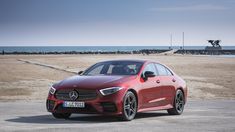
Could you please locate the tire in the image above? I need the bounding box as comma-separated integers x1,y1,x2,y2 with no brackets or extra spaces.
120,91,137,121
52,113,71,119
167,89,185,115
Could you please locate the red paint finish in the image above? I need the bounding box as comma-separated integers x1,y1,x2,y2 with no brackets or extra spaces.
47,60,187,116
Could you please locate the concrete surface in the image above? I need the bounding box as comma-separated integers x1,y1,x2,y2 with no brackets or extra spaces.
0,100,235,132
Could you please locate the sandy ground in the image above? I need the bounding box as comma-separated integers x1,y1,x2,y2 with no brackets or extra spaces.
0,54,235,101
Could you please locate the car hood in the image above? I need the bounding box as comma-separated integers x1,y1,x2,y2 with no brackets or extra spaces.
55,75,136,90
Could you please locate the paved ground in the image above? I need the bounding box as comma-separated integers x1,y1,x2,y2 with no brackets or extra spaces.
0,100,235,132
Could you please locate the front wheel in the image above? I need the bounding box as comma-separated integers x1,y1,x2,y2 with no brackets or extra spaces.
120,91,137,121
167,89,185,115
52,113,71,119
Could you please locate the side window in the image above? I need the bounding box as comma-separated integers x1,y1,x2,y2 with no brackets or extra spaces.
143,63,157,76
155,63,168,76
165,68,173,76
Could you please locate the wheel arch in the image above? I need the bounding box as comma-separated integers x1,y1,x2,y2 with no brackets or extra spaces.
176,87,186,104
127,88,138,108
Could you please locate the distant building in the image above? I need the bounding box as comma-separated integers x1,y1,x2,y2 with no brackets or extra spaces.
205,40,222,55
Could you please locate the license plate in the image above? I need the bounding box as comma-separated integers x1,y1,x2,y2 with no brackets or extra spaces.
63,101,85,108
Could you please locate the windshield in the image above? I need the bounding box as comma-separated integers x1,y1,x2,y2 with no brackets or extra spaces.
82,61,143,76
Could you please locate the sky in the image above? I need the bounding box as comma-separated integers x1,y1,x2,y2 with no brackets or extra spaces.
0,0,234,46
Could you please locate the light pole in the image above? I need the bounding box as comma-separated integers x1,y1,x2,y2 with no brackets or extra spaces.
170,34,173,50
182,32,185,54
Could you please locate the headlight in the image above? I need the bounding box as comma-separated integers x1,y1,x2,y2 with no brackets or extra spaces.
99,87,123,96
49,86,56,95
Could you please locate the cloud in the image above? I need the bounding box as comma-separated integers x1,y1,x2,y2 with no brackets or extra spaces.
150,5,228,12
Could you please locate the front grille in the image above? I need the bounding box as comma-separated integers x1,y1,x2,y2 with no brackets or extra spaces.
55,89,97,101
101,102,117,112
47,100,55,111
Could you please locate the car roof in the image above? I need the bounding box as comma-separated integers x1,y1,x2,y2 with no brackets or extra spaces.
100,59,157,64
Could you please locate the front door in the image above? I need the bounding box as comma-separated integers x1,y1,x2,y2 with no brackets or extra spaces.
139,63,165,109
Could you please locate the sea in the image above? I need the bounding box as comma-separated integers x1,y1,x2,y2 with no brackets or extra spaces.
0,46,235,52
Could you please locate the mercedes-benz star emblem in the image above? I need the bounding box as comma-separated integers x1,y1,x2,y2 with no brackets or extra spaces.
69,90,79,100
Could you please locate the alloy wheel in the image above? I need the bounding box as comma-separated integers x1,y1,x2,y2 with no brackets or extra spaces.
167,89,185,115
122,91,137,121
175,90,184,113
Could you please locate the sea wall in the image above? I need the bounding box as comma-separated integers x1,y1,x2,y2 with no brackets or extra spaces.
1,49,235,55
175,49,235,55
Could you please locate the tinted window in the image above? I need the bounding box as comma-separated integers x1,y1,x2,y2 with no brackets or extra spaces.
142,63,157,77
83,61,143,76
155,64,168,76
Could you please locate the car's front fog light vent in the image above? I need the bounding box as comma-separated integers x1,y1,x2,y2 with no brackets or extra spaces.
101,102,117,112
47,100,55,111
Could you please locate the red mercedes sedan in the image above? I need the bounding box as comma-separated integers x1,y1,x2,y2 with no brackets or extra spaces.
47,60,187,121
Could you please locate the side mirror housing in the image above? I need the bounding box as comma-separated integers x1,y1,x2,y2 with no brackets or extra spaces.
144,71,155,78
78,71,83,75
142,71,155,81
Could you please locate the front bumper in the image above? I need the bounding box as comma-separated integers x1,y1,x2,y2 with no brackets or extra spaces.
46,90,125,115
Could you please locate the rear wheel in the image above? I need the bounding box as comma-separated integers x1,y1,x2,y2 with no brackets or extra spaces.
167,89,185,115
120,91,137,121
52,113,71,119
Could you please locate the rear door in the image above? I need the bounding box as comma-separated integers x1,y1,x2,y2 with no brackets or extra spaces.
154,63,176,106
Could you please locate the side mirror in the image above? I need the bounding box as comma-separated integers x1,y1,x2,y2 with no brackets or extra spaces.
144,71,155,78
78,71,83,75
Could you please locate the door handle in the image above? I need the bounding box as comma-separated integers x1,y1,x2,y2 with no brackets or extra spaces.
156,80,160,83
172,79,176,82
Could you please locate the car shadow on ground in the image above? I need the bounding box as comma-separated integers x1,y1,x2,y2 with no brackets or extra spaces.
5,112,170,124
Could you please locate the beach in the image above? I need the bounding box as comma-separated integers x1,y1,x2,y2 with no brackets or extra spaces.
0,54,234,101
